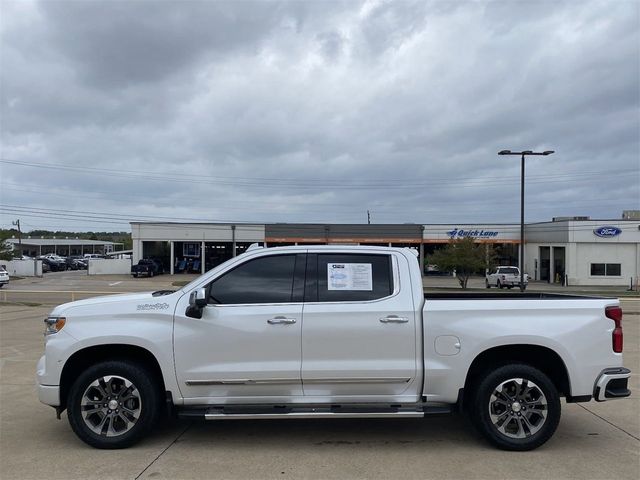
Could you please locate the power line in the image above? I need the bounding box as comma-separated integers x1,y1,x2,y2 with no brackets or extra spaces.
1,158,637,190
1,204,638,235
0,181,631,214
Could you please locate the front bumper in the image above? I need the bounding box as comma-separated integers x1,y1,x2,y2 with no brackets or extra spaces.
594,367,631,402
38,384,60,406
36,354,60,406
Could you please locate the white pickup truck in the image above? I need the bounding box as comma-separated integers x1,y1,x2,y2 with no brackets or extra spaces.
37,245,630,451
486,266,529,289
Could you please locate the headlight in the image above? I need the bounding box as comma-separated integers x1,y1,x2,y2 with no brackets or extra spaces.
44,316,66,335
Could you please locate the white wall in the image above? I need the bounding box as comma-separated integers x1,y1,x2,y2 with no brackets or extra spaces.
525,242,638,286
573,243,637,286
2,259,42,277
87,258,132,275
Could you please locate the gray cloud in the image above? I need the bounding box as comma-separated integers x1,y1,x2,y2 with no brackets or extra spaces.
0,0,638,232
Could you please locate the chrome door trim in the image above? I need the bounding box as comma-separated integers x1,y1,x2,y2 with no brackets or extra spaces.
303,377,411,384
185,378,300,386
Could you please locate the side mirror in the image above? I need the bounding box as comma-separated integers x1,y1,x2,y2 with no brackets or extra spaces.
186,288,207,319
189,288,207,308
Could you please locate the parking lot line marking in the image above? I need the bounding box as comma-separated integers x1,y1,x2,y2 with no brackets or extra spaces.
134,422,192,480
576,403,640,442
108,281,122,286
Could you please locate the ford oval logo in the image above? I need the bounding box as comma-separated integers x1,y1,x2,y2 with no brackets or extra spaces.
593,226,622,238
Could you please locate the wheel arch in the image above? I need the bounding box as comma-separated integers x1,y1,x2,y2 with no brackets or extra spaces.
59,344,166,412
462,344,571,409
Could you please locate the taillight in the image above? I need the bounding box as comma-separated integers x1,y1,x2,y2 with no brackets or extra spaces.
605,306,623,353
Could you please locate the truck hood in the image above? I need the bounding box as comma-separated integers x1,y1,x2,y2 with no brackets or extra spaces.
50,291,179,316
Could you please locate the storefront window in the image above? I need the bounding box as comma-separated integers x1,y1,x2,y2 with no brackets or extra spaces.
590,263,621,276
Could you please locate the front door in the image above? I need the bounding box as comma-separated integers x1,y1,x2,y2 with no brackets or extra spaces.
174,253,305,401
301,251,419,402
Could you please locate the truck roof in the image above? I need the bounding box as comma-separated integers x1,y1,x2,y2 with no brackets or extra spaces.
256,244,416,254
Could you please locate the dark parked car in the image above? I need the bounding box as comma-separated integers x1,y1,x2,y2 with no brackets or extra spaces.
131,258,164,278
40,257,66,272
65,256,88,270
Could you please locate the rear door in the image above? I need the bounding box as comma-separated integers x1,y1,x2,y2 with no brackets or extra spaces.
301,251,419,402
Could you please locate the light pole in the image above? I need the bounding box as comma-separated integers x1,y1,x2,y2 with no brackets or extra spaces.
498,149,554,291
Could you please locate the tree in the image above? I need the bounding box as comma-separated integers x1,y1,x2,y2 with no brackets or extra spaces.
429,237,495,289
0,231,16,261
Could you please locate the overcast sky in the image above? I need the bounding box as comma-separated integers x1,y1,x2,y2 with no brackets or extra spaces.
1,0,638,232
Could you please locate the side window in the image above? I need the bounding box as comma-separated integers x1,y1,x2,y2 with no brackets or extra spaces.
316,254,393,302
208,255,296,304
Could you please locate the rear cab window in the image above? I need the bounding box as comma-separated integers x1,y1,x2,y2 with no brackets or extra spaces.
306,253,394,302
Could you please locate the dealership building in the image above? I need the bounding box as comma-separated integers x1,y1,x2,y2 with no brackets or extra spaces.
131,216,640,286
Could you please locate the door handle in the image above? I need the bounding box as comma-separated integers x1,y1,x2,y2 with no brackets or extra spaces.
267,316,297,325
379,315,409,323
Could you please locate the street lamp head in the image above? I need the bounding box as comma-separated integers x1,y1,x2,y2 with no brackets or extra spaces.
543,150,555,155
522,150,533,154
498,150,512,155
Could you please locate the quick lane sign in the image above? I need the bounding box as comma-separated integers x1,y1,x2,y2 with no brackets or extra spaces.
447,228,499,239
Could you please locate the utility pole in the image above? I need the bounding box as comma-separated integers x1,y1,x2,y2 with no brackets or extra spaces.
367,210,371,224
12,219,22,247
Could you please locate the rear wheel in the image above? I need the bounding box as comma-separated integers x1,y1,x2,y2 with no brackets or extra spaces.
469,364,560,451
67,360,160,449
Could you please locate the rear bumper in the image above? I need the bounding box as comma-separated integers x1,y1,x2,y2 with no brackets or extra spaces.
594,367,631,402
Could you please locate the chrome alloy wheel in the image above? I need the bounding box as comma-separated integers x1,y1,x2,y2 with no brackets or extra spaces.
80,375,142,437
488,378,548,439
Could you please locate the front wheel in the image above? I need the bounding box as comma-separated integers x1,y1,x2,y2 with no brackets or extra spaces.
67,360,161,449
469,364,560,451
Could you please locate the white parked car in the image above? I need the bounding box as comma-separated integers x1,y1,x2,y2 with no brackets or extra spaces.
0,267,9,288
37,246,630,451
486,266,529,289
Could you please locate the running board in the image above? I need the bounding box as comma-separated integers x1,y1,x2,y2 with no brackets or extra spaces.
178,404,452,421
204,411,425,420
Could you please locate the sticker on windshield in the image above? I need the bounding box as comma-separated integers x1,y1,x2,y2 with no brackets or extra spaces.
328,263,373,291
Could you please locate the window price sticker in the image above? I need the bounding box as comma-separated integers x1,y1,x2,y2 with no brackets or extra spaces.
327,263,373,291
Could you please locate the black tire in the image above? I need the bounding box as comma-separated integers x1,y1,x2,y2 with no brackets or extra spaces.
67,360,161,449
507,286,512,290
469,364,560,451
133,273,138,278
